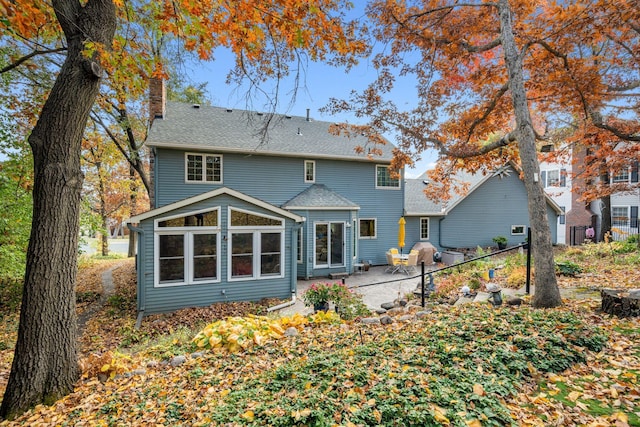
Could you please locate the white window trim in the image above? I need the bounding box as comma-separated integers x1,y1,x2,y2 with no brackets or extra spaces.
611,205,630,226
304,160,315,183
375,165,401,189
227,207,285,282
352,219,358,261
185,152,223,184
297,229,303,264
313,221,346,269
358,218,377,239
511,225,526,235
153,206,222,287
420,217,430,240
612,168,630,183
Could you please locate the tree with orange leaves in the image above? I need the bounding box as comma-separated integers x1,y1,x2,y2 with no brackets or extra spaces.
0,0,366,418
326,0,638,309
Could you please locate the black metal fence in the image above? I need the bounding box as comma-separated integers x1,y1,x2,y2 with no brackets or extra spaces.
347,229,533,308
569,225,589,246
570,222,639,245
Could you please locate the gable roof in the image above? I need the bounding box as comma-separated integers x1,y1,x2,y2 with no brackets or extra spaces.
127,187,305,224
282,184,360,210
147,102,395,163
405,164,563,216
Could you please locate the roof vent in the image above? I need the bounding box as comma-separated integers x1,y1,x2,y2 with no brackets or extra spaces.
306,108,311,122
192,104,200,109
226,108,233,112
297,127,302,135
256,112,263,116
285,115,292,119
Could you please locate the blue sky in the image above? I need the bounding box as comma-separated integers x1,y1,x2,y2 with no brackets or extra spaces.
186,47,439,179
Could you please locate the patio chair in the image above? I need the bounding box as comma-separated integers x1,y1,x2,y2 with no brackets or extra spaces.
385,252,402,274
401,250,419,275
389,248,399,255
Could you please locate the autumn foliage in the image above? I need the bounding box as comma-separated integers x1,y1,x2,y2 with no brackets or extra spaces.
326,0,638,199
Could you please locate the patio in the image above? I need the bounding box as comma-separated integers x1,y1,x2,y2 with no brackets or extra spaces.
279,265,433,316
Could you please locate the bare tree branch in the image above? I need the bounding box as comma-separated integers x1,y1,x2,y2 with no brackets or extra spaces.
0,48,67,74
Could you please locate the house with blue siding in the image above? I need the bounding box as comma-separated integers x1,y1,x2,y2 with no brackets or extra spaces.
127,80,404,316
127,81,560,317
402,165,561,252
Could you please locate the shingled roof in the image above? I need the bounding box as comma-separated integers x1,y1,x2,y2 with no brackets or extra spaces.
147,101,395,163
282,184,359,210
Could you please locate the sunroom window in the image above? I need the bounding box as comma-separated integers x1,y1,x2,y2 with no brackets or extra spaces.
155,209,220,287
228,208,284,280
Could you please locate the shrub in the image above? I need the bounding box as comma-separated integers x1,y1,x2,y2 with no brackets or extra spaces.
555,260,583,276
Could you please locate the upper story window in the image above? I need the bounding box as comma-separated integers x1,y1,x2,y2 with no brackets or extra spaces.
541,168,566,188
186,153,222,183
612,162,639,184
376,165,400,188
304,160,315,183
613,168,630,183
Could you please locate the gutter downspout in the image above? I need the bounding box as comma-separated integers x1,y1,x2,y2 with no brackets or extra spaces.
268,222,303,312
126,223,145,329
267,293,296,312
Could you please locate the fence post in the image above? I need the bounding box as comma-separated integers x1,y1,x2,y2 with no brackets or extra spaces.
526,227,532,294
421,261,425,308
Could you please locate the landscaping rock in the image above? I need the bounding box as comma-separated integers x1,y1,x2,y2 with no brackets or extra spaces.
398,314,414,322
284,327,298,337
375,308,388,314
386,307,405,316
381,302,396,310
146,360,159,368
132,369,147,376
361,317,381,325
453,296,475,306
415,310,432,319
170,355,186,367
191,352,205,359
380,315,394,325
507,297,523,306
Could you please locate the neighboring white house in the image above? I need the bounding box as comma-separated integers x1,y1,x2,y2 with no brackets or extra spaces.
540,145,639,245
538,160,570,244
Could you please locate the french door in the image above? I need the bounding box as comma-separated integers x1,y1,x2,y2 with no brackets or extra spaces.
314,222,344,268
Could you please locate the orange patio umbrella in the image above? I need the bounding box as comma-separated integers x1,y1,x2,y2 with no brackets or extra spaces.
398,217,406,254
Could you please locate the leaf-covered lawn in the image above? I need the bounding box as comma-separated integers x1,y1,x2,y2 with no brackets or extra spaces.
0,244,639,426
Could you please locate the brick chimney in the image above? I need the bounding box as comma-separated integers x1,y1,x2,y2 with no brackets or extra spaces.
566,143,596,241
149,77,166,122
147,77,164,209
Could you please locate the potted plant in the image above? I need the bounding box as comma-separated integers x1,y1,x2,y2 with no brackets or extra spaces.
302,282,332,312
492,235,508,250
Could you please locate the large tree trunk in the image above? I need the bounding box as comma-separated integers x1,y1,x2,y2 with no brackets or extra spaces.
0,0,116,419
498,0,561,308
